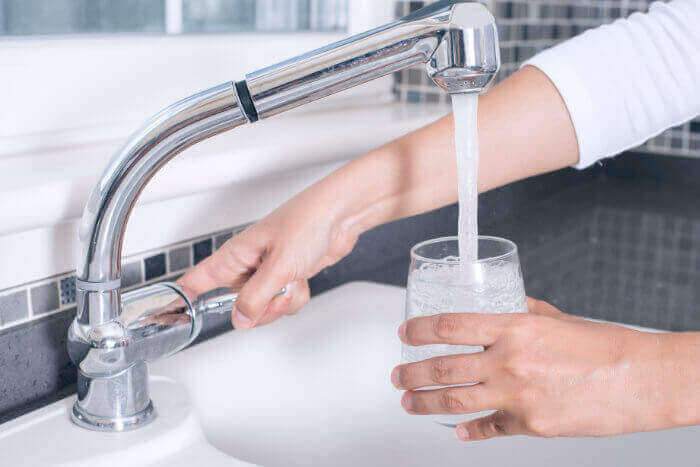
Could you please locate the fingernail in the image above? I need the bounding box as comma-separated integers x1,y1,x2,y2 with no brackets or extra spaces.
456,426,470,441
284,283,293,298
398,322,407,340
391,367,401,387
401,392,414,412
233,308,254,330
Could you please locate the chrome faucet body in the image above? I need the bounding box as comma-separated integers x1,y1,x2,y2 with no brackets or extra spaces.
68,0,499,432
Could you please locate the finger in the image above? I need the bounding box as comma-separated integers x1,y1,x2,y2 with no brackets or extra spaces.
234,252,293,328
391,353,490,390
253,280,310,327
246,290,292,327
282,280,310,315
399,313,512,347
455,410,521,441
401,384,500,415
178,233,262,296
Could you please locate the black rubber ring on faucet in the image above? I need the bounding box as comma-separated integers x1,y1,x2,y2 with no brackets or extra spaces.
234,80,259,123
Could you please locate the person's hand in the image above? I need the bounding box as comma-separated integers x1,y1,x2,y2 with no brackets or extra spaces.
392,298,680,441
178,188,360,330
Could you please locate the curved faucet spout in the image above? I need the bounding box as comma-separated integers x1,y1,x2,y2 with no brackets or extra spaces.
75,83,247,327
71,0,499,432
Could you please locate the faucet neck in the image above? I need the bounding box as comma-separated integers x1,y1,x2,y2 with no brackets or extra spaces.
75,83,247,326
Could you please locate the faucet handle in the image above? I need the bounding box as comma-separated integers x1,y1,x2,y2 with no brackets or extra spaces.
193,286,287,316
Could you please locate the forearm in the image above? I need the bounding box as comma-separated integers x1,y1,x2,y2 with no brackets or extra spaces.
654,332,700,429
312,65,579,237
622,330,700,433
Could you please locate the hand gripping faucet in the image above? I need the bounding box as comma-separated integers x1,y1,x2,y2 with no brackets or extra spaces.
67,0,499,432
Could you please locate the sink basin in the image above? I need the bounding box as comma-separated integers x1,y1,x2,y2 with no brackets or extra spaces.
154,282,700,467
2,281,698,466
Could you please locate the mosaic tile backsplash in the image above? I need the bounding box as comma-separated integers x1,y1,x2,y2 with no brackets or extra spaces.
393,0,700,159
0,224,250,331
520,206,700,331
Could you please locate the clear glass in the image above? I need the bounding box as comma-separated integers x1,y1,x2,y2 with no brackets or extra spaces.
403,236,527,427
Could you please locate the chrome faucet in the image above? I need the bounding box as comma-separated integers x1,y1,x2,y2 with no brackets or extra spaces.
67,0,499,432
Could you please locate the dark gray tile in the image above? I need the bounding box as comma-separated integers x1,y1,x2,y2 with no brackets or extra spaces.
122,261,143,288
59,276,76,306
30,283,60,315
407,68,423,85
0,290,29,326
500,46,514,63
690,120,700,134
408,1,425,13
232,223,251,236
144,253,166,281
0,309,77,424
425,93,440,104
497,23,511,42
193,238,213,265
497,2,511,18
215,232,233,250
513,3,529,18
169,246,192,272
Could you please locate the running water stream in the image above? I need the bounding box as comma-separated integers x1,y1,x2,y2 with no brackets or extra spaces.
452,93,480,272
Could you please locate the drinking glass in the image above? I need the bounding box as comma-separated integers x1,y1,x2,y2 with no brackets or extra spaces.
403,236,527,427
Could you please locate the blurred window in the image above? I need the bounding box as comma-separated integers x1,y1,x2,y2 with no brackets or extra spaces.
0,0,348,36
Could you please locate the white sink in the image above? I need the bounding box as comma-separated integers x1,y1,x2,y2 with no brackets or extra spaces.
2,281,698,466
154,282,700,467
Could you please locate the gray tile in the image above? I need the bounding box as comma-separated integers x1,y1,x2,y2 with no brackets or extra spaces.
214,232,233,250
193,238,213,265
59,276,76,306
169,246,192,272
122,261,143,288
0,290,29,326
232,223,252,236
407,68,423,85
144,253,166,281
30,283,60,315
425,93,440,104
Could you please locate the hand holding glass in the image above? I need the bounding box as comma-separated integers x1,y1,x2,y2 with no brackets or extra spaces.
402,236,527,427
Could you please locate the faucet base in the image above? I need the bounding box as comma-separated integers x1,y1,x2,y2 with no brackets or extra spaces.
71,399,156,432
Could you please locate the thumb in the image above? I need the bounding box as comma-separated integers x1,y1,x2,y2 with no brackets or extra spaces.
526,297,583,323
455,410,521,441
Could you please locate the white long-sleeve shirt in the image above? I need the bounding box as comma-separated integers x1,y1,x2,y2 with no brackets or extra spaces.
524,0,700,169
